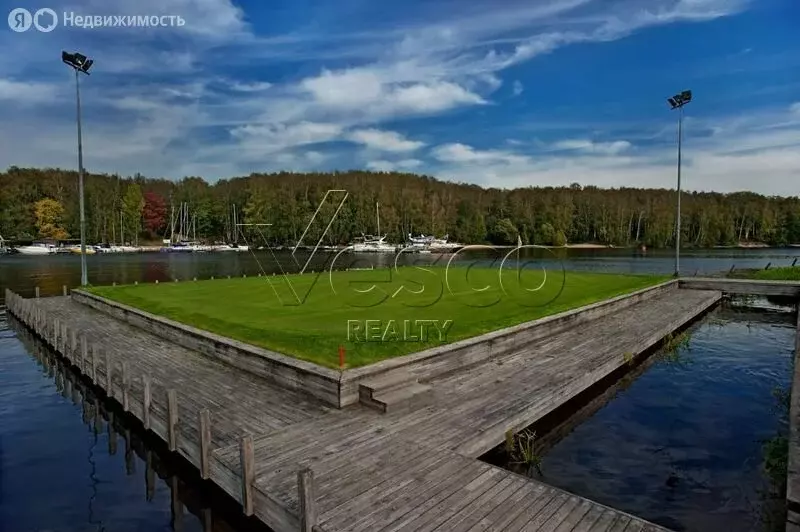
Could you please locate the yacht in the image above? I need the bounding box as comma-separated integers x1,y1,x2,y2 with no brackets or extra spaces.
428,234,462,251
407,233,462,252
168,242,195,252
214,243,250,252
15,242,57,255
351,234,396,253
408,233,435,248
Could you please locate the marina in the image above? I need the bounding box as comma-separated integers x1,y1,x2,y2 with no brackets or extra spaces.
7,274,797,531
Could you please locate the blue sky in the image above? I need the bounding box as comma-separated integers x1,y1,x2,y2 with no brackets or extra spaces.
0,0,798,194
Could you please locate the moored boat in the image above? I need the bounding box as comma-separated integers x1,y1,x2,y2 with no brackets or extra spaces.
15,242,57,255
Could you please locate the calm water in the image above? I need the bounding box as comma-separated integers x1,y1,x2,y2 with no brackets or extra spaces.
510,302,797,532
0,312,272,532
0,250,798,532
1,247,800,299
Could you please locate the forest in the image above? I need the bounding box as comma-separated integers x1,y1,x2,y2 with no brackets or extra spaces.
1,166,799,248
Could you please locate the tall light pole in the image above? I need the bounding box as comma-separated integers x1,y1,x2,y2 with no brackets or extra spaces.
667,89,692,277
62,51,94,286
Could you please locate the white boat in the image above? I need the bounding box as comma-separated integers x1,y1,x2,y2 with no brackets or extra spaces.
15,242,57,255
214,243,250,252
0,235,8,254
407,233,462,251
350,202,396,253
190,243,213,252
168,242,195,252
428,234,462,251
351,235,396,253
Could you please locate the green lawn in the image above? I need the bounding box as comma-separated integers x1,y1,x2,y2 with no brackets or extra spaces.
87,267,667,368
734,266,800,281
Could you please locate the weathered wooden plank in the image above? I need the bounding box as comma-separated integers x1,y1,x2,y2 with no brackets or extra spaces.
121,362,130,412
142,375,152,430
240,434,255,516
199,409,211,479
297,467,316,532
167,389,179,452
105,352,113,393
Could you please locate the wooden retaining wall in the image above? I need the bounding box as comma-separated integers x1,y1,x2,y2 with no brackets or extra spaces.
3,288,316,532
679,278,800,297
72,280,680,408
72,289,343,407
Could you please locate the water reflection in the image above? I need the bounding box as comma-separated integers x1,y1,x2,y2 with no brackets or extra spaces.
0,312,272,532
485,301,796,532
2,247,800,300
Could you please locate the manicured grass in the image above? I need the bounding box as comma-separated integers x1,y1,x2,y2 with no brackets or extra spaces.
735,266,800,281
87,267,667,368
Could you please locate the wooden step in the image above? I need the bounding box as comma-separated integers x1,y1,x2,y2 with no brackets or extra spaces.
361,382,432,414
360,368,417,394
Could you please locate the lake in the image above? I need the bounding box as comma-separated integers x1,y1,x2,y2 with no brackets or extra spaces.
2,247,799,299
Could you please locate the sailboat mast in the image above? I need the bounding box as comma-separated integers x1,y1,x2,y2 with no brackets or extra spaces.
233,204,238,243
376,202,380,238
169,203,175,243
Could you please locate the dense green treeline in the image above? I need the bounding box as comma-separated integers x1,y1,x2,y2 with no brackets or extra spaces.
1,166,799,247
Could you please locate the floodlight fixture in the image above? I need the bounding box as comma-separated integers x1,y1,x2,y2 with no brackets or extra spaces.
62,51,93,74
667,89,692,110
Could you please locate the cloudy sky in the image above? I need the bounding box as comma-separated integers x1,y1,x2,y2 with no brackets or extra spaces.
1,0,798,194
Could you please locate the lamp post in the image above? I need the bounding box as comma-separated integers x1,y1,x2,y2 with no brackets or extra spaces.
667,89,692,277
62,51,94,287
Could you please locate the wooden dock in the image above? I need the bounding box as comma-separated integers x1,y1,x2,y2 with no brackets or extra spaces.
5,285,723,531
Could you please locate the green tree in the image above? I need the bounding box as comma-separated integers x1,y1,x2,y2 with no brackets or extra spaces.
553,230,567,247
121,183,144,245
490,218,518,245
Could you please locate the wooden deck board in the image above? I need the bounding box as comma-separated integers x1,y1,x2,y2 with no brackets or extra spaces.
5,285,719,532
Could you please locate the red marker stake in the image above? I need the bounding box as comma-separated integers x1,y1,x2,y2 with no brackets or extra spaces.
338,345,346,369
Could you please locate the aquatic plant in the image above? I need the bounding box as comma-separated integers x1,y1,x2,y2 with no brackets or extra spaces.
758,384,791,531
505,428,543,476
622,351,634,365
658,331,692,365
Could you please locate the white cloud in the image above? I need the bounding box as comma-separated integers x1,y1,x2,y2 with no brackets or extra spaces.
348,129,425,152
299,68,485,118
431,108,800,195
366,159,423,171
512,80,524,96
551,139,632,155
431,143,529,165
229,121,344,156
0,79,59,103
228,81,272,92
791,102,800,115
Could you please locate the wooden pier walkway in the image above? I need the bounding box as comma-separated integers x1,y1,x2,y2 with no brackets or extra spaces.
5,286,722,531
